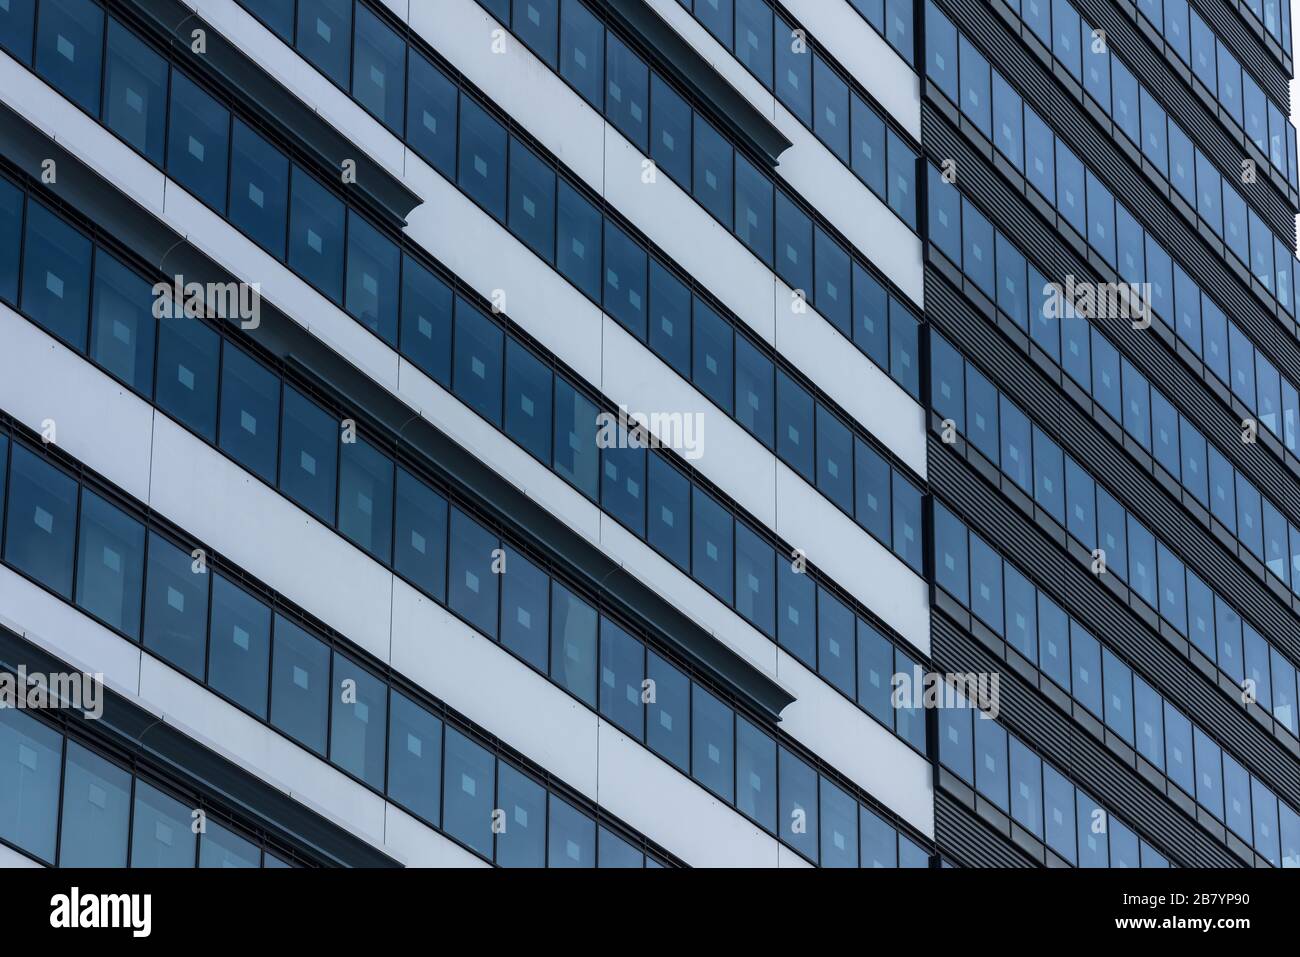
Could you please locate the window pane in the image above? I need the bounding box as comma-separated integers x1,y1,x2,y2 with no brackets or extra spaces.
269,616,330,755
352,3,404,130
553,380,599,497
130,781,195,867
22,201,92,350
604,220,647,336
394,469,447,601
693,299,732,413
0,0,35,63
508,139,557,264
860,806,896,867
599,618,645,738
279,387,338,524
338,436,394,563
735,522,775,637
547,794,595,867
734,154,774,266
817,587,855,696
155,316,220,442
345,212,400,346
453,297,505,424
777,370,814,482
400,256,452,387
59,742,130,867
495,763,546,866
443,727,495,857
819,777,858,867
219,343,280,484
406,52,457,179
734,336,774,447
692,485,734,603
207,574,271,717
75,490,144,639
288,166,345,302
650,74,691,186
500,548,550,673
556,182,602,300
551,582,597,706
5,446,78,598
0,708,62,862
228,120,288,260
143,532,210,681
296,0,351,87
103,18,166,164
560,0,603,108
692,685,734,802
779,747,818,859
736,716,776,830
646,652,690,772
647,454,691,570
89,250,155,396
387,692,442,827
199,820,258,868
598,826,643,867
449,508,499,639
606,34,648,151
168,72,230,211
35,0,103,115
856,619,894,728
330,653,387,789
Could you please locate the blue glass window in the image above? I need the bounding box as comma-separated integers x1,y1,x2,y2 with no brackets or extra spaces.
646,652,689,771
599,617,645,737
508,139,557,265
5,446,77,597
288,166,345,303
735,522,775,637
513,0,559,69
22,201,91,350
279,387,338,524
736,716,775,830
228,121,289,259
59,742,129,866
556,181,601,301
207,574,271,717
330,653,387,788
647,454,690,570
778,556,816,669
142,532,210,681
692,685,734,802
345,212,400,346
606,34,648,151
650,74,691,187
812,54,850,162
155,314,219,442
779,747,817,860
296,0,350,87
218,343,280,485
338,436,394,563
604,221,647,337
75,490,144,639
168,72,230,212
774,15,811,125
504,339,553,463
553,379,599,497
131,781,195,867
36,0,103,115
388,692,441,826
453,297,505,424
559,0,603,108
443,727,494,857
692,485,734,603
406,52,457,179
89,250,155,396
393,468,448,601
551,582,597,706
458,99,508,222
495,763,545,866
269,616,330,755
352,3,404,130
103,18,166,164
449,508,499,639
401,256,453,388
548,794,595,867
499,548,549,672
